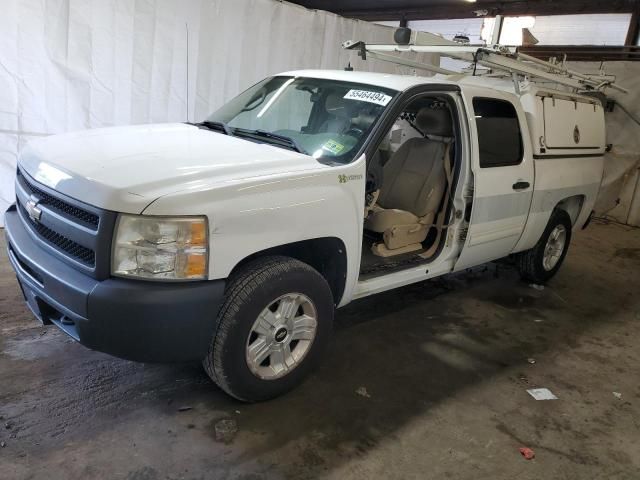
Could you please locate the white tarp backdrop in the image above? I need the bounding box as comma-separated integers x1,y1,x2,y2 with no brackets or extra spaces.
0,0,436,225
2,1,639,227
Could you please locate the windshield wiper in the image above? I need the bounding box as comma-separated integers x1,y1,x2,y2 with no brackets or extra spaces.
192,120,233,136
235,128,307,155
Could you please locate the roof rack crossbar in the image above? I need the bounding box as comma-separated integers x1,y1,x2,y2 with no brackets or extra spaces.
342,30,628,95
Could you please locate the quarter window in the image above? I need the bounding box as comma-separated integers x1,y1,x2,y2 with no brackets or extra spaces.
473,98,523,168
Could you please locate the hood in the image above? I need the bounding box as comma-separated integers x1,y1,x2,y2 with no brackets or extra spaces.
19,123,320,213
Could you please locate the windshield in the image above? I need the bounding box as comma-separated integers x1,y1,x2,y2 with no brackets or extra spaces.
206,76,397,163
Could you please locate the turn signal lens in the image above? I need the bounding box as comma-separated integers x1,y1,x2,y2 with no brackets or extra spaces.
189,221,207,246
185,252,207,277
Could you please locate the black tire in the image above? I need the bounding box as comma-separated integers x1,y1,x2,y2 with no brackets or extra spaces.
516,209,572,284
203,256,334,402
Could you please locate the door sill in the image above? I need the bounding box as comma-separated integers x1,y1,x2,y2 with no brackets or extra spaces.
353,259,454,300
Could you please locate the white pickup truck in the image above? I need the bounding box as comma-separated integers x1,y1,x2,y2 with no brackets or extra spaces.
5,68,605,401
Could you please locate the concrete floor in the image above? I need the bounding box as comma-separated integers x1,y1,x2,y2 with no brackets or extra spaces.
1,221,639,480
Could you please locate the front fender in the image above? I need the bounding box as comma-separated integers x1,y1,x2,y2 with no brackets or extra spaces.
144,155,367,305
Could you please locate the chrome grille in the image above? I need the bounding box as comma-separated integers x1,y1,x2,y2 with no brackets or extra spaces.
17,170,99,229
15,168,117,279
18,202,96,266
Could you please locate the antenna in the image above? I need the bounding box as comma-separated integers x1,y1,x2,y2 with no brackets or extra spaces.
186,22,190,122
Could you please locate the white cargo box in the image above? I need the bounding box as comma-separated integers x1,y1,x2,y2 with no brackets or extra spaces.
521,89,606,157
522,91,606,157
542,96,605,150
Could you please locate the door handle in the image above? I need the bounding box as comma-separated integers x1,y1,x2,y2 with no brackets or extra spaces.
512,181,530,191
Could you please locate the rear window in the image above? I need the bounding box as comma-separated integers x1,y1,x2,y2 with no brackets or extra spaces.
473,98,523,168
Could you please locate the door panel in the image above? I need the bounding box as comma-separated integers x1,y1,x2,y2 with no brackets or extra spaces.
454,90,534,270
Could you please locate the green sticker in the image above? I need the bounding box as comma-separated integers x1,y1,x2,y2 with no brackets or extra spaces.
322,139,345,155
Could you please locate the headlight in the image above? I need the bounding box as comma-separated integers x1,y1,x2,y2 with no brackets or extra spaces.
112,214,209,280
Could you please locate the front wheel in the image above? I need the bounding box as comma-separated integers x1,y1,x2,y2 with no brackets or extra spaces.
203,256,334,402
516,209,572,284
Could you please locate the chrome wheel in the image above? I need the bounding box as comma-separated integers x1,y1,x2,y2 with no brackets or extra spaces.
245,293,317,380
542,224,567,271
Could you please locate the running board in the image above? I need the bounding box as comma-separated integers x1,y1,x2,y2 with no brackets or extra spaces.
353,259,455,300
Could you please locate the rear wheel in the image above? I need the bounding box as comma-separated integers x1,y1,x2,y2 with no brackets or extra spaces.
203,256,333,402
516,209,572,284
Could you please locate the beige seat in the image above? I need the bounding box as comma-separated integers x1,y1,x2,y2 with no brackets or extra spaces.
321,93,352,133
365,107,452,257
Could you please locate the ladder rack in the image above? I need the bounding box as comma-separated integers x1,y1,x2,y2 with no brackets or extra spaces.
342,27,628,95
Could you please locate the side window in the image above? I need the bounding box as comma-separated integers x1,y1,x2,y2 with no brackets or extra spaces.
473,98,523,168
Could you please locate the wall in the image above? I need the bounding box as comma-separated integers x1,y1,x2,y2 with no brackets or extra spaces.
0,0,436,225
571,62,640,226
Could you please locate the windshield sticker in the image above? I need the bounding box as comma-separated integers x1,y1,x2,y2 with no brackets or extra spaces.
343,89,392,106
323,139,346,155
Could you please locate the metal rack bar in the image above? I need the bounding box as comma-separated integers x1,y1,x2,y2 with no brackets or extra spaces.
343,32,628,94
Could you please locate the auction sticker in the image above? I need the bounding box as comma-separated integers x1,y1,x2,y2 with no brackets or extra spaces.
343,89,392,106
323,139,345,155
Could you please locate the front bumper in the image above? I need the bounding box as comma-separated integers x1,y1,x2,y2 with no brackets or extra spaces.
5,207,225,363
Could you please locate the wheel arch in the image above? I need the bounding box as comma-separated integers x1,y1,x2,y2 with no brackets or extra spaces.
229,237,348,306
514,193,584,254
516,207,573,283
554,195,585,227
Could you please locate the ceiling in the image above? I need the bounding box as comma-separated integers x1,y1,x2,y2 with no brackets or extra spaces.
287,0,639,21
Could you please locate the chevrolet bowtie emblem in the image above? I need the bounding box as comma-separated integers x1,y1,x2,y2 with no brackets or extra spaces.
25,195,42,223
